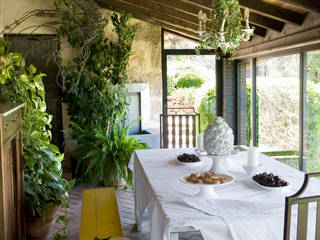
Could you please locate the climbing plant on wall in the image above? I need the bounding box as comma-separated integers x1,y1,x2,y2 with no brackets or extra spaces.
55,0,147,186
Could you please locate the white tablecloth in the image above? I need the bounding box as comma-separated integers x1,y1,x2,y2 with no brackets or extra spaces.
129,148,319,240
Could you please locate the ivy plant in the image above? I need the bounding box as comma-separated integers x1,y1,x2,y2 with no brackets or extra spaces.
56,0,148,186
0,38,71,228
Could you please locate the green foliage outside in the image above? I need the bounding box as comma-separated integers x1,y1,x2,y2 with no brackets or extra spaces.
246,85,259,146
176,73,204,89
0,39,70,217
198,88,216,133
198,86,255,138
306,51,320,173
251,51,320,173
56,0,148,187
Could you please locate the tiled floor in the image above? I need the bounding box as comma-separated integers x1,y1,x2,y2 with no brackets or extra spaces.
50,184,203,240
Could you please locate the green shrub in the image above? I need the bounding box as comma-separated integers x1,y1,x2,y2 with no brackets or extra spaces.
176,73,204,89
246,85,259,146
306,82,320,172
198,88,216,133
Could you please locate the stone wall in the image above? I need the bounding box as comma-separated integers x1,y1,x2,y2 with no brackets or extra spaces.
0,0,162,153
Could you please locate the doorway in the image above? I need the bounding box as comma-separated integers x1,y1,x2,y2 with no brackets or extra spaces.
6,34,64,151
161,30,216,148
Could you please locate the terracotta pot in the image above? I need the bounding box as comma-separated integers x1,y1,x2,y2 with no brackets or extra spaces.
26,202,58,240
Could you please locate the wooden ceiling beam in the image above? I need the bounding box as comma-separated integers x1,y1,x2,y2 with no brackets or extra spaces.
239,0,305,25
95,0,200,39
179,0,305,25
275,0,320,14
96,0,200,32
95,0,267,38
155,0,283,32
243,10,285,32
153,0,210,17
248,23,267,38
117,0,199,25
179,0,212,10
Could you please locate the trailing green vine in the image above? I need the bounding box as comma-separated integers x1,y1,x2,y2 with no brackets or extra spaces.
0,38,71,239
56,0,148,186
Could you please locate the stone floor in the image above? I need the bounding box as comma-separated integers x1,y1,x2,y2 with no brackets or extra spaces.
50,184,203,240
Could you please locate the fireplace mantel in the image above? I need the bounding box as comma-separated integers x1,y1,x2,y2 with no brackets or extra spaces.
125,83,150,132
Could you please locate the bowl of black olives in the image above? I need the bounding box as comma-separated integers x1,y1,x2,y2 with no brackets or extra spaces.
252,172,290,191
176,153,202,166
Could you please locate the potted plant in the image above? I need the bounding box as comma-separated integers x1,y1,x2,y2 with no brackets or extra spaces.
55,0,148,187
0,38,70,240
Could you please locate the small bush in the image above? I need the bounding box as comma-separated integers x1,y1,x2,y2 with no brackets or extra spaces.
198,88,216,133
176,73,204,89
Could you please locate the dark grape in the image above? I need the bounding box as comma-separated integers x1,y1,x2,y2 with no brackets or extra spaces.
252,172,289,188
177,153,200,163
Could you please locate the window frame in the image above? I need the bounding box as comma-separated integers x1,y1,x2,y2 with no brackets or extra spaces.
161,28,216,114
237,44,320,172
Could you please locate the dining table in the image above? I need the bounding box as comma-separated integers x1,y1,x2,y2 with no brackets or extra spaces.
128,147,319,240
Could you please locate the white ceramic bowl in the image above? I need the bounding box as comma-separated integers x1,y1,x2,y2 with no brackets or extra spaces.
252,178,290,191
176,157,202,167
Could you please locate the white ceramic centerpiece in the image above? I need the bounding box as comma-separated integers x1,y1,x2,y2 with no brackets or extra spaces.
204,117,235,174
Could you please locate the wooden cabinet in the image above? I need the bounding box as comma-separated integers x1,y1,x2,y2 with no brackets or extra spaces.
0,103,25,240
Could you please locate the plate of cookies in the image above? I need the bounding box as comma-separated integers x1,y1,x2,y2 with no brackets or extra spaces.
181,171,234,186
180,171,234,198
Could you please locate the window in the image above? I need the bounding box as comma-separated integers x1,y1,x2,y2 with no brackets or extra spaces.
243,49,320,172
306,50,320,173
162,29,216,148
256,54,300,169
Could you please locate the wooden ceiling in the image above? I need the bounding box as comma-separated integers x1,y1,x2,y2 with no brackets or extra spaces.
95,0,320,40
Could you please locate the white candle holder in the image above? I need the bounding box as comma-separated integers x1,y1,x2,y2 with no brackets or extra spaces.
247,147,259,167
243,164,263,176
209,155,231,175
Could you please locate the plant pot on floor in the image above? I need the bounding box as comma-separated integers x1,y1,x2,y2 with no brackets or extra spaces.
26,202,58,240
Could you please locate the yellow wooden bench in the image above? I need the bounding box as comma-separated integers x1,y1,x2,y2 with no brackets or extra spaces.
79,188,124,240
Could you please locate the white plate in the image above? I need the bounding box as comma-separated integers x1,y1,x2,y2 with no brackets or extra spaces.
252,179,290,191
176,157,202,166
180,174,234,187
180,174,234,198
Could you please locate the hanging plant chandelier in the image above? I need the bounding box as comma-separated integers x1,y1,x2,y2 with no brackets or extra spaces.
196,0,254,57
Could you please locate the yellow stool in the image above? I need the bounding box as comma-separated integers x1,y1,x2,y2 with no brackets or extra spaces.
79,188,123,240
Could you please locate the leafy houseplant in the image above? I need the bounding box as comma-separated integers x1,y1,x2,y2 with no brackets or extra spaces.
56,0,147,186
67,114,148,186
0,38,70,239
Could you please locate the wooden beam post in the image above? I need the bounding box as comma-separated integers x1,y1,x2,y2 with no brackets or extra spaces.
238,0,306,25
276,0,320,14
